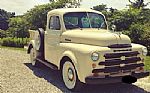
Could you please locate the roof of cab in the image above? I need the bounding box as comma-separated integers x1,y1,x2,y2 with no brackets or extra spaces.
47,8,103,15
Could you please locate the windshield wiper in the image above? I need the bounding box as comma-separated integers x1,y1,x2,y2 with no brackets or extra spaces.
98,22,107,30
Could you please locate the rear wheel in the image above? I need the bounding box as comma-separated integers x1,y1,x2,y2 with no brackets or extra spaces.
62,61,84,91
30,47,41,67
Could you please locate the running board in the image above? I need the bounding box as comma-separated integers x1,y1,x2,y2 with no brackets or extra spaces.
36,58,58,70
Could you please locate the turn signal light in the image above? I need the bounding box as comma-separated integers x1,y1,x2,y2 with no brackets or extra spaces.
92,63,97,68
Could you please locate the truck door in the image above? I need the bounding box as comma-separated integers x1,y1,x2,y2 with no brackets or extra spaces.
45,15,61,65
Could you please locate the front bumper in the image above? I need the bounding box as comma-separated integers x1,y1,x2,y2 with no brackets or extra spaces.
85,71,149,84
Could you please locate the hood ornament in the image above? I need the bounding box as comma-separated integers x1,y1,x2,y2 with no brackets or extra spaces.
111,25,122,39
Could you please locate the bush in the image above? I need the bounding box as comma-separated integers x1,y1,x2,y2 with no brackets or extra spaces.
0,38,2,45
123,23,150,55
0,38,29,48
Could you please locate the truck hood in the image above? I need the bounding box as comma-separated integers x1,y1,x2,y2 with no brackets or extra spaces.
61,29,131,47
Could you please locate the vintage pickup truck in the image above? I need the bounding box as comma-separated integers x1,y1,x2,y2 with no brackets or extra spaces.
27,8,149,91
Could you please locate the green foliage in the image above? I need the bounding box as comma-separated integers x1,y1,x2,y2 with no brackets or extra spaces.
144,56,150,71
0,10,29,38
0,38,2,45
124,23,150,54
129,24,145,43
108,9,141,31
0,9,15,30
128,0,150,9
24,2,63,30
0,9,15,19
0,30,7,38
93,3,150,54
7,17,29,38
49,0,82,8
0,38,29,48
92,4,107,12
1,1,82,38
24,0,82,30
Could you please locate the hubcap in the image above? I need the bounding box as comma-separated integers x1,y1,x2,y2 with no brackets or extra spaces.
68,68,74,81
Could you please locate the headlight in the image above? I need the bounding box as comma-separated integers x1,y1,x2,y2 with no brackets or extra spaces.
91,52,99,61
142,47,148,56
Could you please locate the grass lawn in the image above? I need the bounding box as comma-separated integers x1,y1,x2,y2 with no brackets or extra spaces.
0,46,26,51
144,56,150,71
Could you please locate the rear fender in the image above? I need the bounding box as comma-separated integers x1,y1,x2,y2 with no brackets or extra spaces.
27,40,36,54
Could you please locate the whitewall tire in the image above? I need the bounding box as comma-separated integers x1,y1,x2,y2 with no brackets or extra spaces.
30,48,41,67
30,48,37,66
62,61,84,91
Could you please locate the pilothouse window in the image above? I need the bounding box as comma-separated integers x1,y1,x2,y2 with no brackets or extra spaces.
49,16,61,30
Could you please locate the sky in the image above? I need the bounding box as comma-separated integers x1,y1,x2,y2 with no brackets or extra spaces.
0,0,150,15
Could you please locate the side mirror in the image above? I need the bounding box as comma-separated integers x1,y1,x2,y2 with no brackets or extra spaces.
111,25,116,32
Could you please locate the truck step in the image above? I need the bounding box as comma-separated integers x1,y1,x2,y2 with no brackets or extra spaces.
36,58,58,70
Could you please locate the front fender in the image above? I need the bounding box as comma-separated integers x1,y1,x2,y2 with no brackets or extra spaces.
59,51,82,81
58,43,112,83
59,50,78,69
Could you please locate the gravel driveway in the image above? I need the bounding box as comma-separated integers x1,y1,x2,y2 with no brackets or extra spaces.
0,48,150,93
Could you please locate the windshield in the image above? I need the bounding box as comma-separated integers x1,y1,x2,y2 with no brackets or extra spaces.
64,12,107,30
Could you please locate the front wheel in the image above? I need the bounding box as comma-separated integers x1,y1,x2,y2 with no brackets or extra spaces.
62,61,84,91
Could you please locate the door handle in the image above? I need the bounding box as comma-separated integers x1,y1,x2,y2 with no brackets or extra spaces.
65,39,71,42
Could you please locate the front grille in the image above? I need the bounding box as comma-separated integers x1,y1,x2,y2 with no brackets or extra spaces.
93,63,144,73
99,57,141,66
104,51,139,59
92,51,142,74
108,44,132,48
113,49,132,52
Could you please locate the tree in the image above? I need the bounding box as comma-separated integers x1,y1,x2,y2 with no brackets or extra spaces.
24,1,82,30
49,0,82,8
0,29,7,38
93,4,107,12
0,9,15,30
7,16,29,38
24,3,61,30
0,18,9,30
0,9,15,19
128,0,150,9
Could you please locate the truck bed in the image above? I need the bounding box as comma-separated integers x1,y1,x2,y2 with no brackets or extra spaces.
29,30,39,40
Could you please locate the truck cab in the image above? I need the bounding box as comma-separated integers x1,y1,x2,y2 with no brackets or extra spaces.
27,8,149,91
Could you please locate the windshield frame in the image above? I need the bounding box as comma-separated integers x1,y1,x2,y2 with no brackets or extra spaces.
63,12,108,30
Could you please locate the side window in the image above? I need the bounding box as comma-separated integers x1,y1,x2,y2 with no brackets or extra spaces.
49,16,61,30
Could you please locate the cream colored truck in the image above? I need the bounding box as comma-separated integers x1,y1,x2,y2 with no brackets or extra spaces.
27,8,149,91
